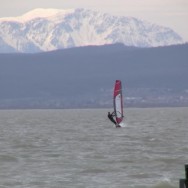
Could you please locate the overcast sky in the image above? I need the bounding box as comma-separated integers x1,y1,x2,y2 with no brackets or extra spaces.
1,0,188,41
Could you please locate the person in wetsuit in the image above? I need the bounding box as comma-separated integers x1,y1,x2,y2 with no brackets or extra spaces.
108,112,116,124
107,112,121,127
107,111,119,127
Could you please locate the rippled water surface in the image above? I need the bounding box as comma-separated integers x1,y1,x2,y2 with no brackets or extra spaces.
0,108,187,188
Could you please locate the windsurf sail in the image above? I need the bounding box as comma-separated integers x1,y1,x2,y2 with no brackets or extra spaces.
113,80,124,125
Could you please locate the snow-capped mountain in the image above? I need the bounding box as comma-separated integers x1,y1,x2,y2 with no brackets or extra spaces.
0,8,184,53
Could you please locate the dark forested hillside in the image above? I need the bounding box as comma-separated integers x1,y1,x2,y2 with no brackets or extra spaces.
0,43,188,108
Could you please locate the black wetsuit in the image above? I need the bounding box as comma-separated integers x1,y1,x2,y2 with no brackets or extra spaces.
108,112,117,125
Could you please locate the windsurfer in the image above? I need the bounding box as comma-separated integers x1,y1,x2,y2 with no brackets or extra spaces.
108,112,120,127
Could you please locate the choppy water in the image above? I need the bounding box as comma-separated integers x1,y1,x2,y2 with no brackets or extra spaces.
0,108,187,188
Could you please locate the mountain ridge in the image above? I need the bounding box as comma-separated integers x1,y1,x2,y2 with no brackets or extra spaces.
0,8,183,53
0,43,188,108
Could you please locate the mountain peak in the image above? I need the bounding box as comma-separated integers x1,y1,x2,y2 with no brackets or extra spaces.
0,8,75,23
23,8,77,21
0,8,184,53
22,8,66,20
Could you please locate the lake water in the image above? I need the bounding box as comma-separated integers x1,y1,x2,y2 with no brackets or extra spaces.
0,108,187,188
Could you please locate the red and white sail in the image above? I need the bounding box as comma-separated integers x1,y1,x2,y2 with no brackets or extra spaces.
113,80,124,125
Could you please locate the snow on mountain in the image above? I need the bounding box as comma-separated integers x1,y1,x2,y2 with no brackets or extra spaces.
0,8,184,53
0,8,74,23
